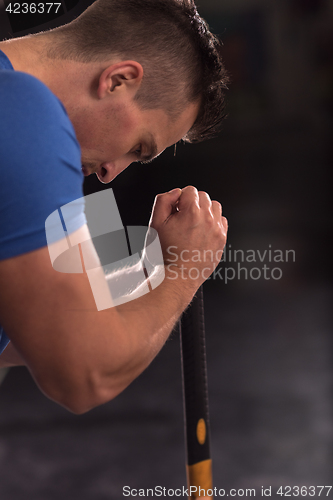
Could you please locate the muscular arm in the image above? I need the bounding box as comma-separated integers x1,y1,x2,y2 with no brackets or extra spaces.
0,251,155,369
0,187,227,414
0,248,195,413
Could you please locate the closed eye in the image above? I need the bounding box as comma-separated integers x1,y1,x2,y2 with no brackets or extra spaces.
131,134,159,164
133,146,154,164
132,145,142,159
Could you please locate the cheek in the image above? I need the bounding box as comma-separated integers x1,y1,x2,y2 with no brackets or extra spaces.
106,113,137,153
77,125,96,146
112,105,137,135
77,103,137,158
71,106,96,143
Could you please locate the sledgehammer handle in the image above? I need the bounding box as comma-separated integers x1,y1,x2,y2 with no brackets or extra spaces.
180,286,213,499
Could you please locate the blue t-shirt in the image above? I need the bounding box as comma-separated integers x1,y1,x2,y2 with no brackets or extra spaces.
0,50,86,354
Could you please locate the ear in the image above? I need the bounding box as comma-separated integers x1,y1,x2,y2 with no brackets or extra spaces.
97,61,144,99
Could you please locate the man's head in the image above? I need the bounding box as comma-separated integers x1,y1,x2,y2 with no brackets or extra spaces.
38,0,228,182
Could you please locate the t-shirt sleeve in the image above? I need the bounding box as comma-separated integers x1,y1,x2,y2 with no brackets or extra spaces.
0,70,86,261
0,326,10,355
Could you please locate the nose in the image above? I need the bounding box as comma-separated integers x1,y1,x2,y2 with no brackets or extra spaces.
95,163,116,184
96,159,132,184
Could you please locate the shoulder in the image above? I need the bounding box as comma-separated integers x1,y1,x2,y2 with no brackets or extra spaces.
0,69,81,178
0,70,85,261
0,69,67,122
0,70,77,151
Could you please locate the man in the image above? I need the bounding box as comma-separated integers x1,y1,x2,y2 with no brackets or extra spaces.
0,0,228,414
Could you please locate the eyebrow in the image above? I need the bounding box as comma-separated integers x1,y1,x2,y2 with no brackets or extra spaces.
139,133,159,164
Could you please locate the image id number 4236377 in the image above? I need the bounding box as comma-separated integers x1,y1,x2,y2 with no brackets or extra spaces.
5,3,62,14
275,486,332,496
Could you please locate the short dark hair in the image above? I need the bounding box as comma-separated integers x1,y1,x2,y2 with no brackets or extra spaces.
45,0,229,143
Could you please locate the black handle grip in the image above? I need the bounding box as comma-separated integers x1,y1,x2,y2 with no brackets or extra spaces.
180,286,211,467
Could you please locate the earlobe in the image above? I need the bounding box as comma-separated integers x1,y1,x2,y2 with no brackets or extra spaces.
97,61,143,99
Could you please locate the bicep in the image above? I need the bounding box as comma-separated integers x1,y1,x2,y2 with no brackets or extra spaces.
0,227,120,384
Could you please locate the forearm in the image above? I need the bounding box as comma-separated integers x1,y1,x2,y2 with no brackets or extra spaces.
104,259,190,372
91,269,197,404
117,268,195,357
26,266,198,414
105,258,149,302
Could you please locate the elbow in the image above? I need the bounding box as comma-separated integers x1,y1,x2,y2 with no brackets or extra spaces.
64,387,123,415
58,395,101,415
46,384,119,415
49,383,121,415
34,368,124,415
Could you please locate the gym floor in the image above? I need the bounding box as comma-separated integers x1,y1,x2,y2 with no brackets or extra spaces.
0,283,332,499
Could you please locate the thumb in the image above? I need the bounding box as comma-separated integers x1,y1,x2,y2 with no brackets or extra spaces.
150,188,182,227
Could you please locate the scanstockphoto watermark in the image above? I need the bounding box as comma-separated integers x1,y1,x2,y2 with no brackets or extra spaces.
166,245,296,283
123,485,333,497
123,485,257,497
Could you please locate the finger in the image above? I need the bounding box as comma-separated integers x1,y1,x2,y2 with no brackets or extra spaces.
149,188,182,227
221,215,228,234
211,200,222,219
198,191,212,210
177,186,200,211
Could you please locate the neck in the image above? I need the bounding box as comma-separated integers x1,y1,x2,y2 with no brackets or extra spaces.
0,35,46,77
0,35,99,106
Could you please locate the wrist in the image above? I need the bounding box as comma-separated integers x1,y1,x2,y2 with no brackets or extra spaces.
164,264,201,297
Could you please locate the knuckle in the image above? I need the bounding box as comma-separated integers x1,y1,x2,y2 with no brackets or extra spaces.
183,185,198,195
198,190,209,197
199,191,211,204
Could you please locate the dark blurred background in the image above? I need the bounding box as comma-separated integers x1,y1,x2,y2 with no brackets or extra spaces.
0,0,332,497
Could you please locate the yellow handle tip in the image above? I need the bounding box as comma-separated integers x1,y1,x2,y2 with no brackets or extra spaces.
187,459,213,499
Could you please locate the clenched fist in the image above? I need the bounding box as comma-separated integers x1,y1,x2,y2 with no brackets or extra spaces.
149,186,228,288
